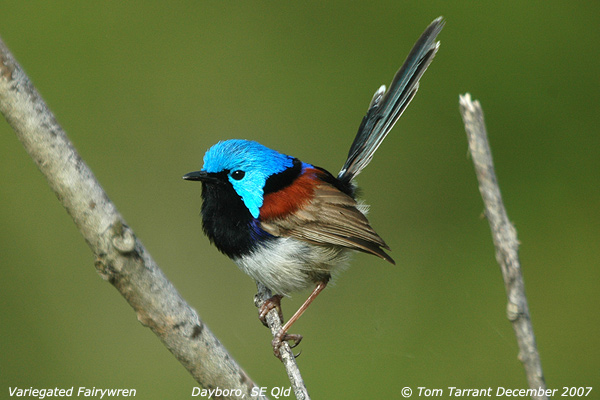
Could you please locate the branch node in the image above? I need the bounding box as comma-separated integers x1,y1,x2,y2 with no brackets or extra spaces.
136,310,153,328
94,256,108,278
0,51,15,79
506,301,520,321
111,221,136,254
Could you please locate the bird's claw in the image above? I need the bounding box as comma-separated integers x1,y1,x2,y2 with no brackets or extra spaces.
272,331,303,359
258,295,284,327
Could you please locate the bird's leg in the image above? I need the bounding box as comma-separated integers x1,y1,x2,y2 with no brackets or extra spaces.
258,294,284,327
272,279,329,358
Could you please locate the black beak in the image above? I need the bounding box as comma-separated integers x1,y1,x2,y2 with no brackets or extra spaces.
183,170,218,183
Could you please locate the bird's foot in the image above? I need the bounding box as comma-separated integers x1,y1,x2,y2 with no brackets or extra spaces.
272,330,303,359
258,294,284,327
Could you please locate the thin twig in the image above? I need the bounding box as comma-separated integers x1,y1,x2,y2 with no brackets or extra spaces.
255,283,310,400
459,93,548,400
0,36,269,400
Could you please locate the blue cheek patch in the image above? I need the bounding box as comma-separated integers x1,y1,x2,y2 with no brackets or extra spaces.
230,171,267,218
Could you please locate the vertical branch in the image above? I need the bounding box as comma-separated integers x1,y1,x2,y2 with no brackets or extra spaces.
459,94,548,400
0,36,268,400
255,283,310,400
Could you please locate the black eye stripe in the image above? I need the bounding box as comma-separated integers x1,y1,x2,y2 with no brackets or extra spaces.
231,170,245,180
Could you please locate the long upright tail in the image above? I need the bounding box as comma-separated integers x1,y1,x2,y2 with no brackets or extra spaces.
338,17,444,184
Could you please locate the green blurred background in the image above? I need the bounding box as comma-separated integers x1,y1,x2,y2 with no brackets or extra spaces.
2,2,598,398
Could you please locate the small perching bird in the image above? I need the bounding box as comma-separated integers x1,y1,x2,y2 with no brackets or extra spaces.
184,17,444,358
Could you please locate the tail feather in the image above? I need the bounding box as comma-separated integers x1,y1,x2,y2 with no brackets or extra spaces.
338,17,444,183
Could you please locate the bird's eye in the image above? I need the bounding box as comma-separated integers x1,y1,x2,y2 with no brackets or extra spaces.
231,170,245,180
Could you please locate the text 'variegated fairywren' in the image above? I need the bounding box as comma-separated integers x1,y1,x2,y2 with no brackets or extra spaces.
185,17,444,358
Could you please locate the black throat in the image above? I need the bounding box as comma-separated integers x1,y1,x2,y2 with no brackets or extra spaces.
200,173,257,259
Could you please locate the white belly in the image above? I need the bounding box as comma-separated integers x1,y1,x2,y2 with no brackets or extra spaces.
234,237,350,295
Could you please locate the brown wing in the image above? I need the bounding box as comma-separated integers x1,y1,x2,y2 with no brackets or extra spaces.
260,182,395,264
